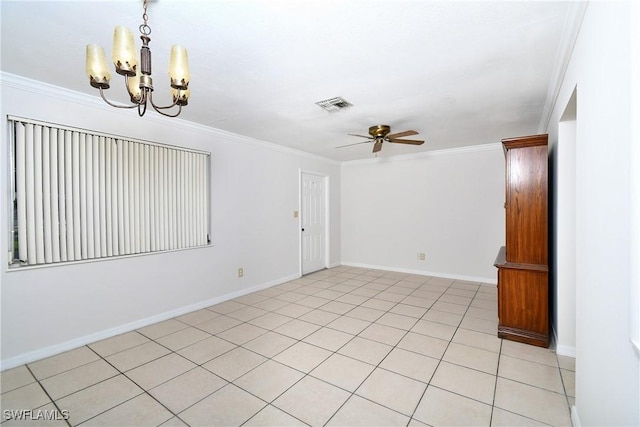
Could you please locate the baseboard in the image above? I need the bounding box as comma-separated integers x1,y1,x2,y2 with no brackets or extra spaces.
0,273,299,371
341,262,497,285
556,344,577,357
571,405,581,427
551,323,577,357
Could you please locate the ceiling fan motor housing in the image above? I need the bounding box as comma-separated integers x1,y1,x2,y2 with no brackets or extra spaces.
369,125,391,138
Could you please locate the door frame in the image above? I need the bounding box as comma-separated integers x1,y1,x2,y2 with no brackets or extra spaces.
299,169,330,276
555,88,577,357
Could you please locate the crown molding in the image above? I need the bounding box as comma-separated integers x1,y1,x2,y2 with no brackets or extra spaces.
0,72,502,167
0,72,340,165
340,142,502,167
538,0,589,133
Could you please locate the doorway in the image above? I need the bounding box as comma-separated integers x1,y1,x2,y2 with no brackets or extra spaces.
556,88,577,356
300,171,328,275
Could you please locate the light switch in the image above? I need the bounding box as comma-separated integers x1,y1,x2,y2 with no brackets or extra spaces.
293,210,299,218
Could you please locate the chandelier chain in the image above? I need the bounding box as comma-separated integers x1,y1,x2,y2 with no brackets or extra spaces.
139,0,151,36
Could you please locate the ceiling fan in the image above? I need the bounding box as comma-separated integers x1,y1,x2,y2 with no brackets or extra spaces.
337,125,424,153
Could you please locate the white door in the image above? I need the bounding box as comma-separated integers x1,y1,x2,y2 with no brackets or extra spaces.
301,173,326,275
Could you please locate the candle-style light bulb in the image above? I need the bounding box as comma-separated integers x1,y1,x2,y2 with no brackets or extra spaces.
112,26,138,76
169,45,190,89
127,72,142,102
86,44,111,88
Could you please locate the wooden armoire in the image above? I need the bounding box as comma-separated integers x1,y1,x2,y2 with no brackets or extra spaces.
494,134,549,347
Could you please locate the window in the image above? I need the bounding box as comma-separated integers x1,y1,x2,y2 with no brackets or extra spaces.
8,117,210,267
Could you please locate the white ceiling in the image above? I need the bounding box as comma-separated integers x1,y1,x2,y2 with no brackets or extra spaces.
1,0,574,161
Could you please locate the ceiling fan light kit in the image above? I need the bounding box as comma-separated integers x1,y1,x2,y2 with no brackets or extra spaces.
339,124,425,154
85,0,190,117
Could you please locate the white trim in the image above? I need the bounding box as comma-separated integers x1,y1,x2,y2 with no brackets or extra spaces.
0,72,340,166
553,307,576,357
631,338,640,358
341,261,496,285
537,1,588,133
571,405,581,427
298,170,303,277
629,0,640,360
0,272,299,371
341,142,502,167
5,243,212,273
324,175,331,272
556,344,577,358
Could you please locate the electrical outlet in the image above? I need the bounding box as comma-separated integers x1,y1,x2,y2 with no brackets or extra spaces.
238,268,244,278
418,253,426,260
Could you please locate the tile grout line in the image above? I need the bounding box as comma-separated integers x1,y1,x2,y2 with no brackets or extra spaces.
489,334,504,427
309,269,502,423
322,272,484,424
235,271,415,425
198,271,385,424
204,272,480,425
313,273,415,426
5,267,573,426
23,363,73,427
405,277,483,424
9,271,473,426
82,341,183,426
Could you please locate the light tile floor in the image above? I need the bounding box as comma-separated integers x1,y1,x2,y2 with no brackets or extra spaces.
1,266,575,426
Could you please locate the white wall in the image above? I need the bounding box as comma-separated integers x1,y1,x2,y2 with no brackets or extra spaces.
341,145,504,283
545,2,639,425
0,74,341,368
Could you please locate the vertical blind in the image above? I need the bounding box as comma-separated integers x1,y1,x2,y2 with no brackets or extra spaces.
9,117,210,267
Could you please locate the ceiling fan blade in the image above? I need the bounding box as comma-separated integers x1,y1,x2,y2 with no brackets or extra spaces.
389,138,425,145
386,130,418,139
348,133,374,139
336,141,370,149
372,140,383,153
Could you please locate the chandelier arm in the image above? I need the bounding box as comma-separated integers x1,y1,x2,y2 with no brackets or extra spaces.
98,87,139,109
138,102,148,117
150,101,181,110
147,90,183,117
151,103,183,118
148,90,180,110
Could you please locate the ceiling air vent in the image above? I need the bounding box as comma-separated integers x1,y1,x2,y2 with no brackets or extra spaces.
315,97,353,112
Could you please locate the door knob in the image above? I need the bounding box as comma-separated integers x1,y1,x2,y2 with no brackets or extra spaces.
302,228,305,231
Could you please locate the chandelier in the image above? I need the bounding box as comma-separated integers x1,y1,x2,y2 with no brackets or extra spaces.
85,0,190,117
